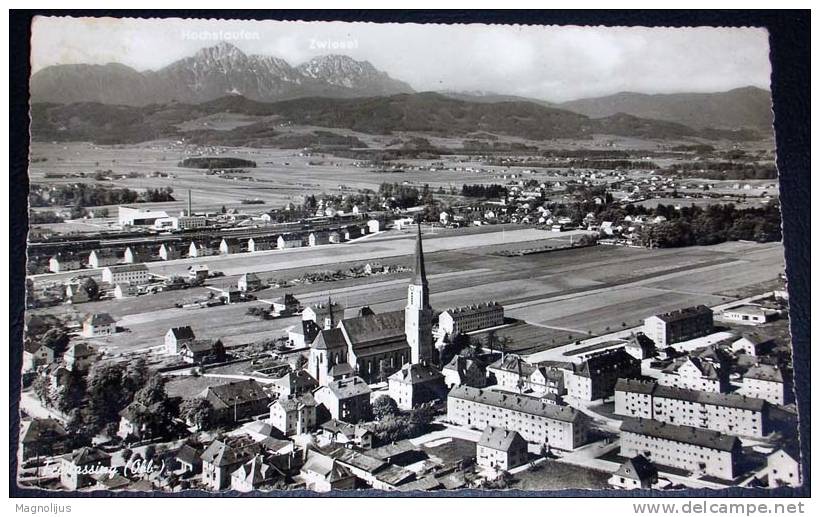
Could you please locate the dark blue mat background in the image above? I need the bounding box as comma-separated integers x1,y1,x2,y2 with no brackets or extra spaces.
9,9,810,499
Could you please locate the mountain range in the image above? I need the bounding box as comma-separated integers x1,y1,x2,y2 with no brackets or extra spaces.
30,42,413,106
29,43,773,141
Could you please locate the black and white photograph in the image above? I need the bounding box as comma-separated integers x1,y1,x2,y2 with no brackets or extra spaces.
10,10,810,501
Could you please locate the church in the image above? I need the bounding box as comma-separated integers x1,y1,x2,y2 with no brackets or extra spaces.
308,223,434,385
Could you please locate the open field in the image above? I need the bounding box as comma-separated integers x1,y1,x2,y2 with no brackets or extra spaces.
510,460,611,490
28,224,786,356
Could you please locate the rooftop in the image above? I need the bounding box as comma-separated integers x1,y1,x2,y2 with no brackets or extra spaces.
449,385,583,423
620,417,740,452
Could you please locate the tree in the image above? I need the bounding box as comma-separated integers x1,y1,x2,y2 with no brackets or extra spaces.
372,395,399,420
81,277,101,301
181,398,216,431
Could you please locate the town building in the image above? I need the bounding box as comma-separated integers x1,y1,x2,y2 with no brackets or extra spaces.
200,380,270,424
271,293,301,316
64,342,96,372
174,444,202,475
447,386,589,450
237,272,264,292
22,341,56,372
277,234,303,249
529,365,566,397
219,238,241,255
20,418,68,460
101,264,150,285
732,333,776,357
165,326,196,355
658,356,730,393
388,363,447,410
113,283,138,299
624,333,657,360
247,236,276,252
608,456,659,490
82,313,116,338
620,417,741,481
742,364,790,406
60,447,111,490
188,241,215,258
200,439,261,490
643,306,714,347
487,355,537,392
720,305,774,326
230,454,280,492
179,339,225,364
320,420,374,449
766,449,801,488
88,250,119,269
476,427,528,471
564,348,641,401
442,356,487,389
270,369,319,399
123,246,148,264
300,451,357,492
188,264,210,281
158,243,180,261
438,302,505,336
614,379,770,438
118,206,169,227
309,230,331,247
269,393,318,436
49,255,81,273
313,376,372,423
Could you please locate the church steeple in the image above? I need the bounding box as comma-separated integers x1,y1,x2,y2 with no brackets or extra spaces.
412,221,428,286
406,220,433,365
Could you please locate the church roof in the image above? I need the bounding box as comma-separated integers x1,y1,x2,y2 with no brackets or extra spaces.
339,310,406,348
313,328,347,351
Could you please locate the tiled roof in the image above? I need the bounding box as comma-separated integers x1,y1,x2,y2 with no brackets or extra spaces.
615,455,658,481
85,313,116,326
617,378,767,411
478,426,526,452
652,305,712,323
324,376,371,399
169,326,196,340
443,302,503,317
69,446,110,465
339,310,406,347
744,364,784,383
388,363,445,384
20,418,67,443
200,440,260,467
312,328,347,350
620,417,739,452
105,264,148,273
448,386,583,423
205,379,269,410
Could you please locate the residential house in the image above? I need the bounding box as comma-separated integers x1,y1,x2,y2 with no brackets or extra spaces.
277,234,303,250
60,447,111,490
442,356,487,389
64,342,96,372
388,363,447,410
313,376,372,423
300,451,356,492
230,454,281,492
743,364,790,405
643,306,714,347
237,272,264,292
732,334,776,357
721,305,774,326
766,449,801,488
20,418,68,460
22,341,56,372
82,313,117,338
88,250,119,269
200,439,261,490
658,356,730,393
564,348,641,401
102,264,150,285
476,427,528,471
201,380,271,424
165,326,196,355
438,302,505,337
608,456,659,490
620,417,741,481
174,444,203,475
179,339,226,365
269,393,318,436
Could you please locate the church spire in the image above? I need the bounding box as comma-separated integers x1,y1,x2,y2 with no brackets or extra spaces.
412,221,427,286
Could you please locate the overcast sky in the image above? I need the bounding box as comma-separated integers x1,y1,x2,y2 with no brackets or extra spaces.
31,16,771,102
